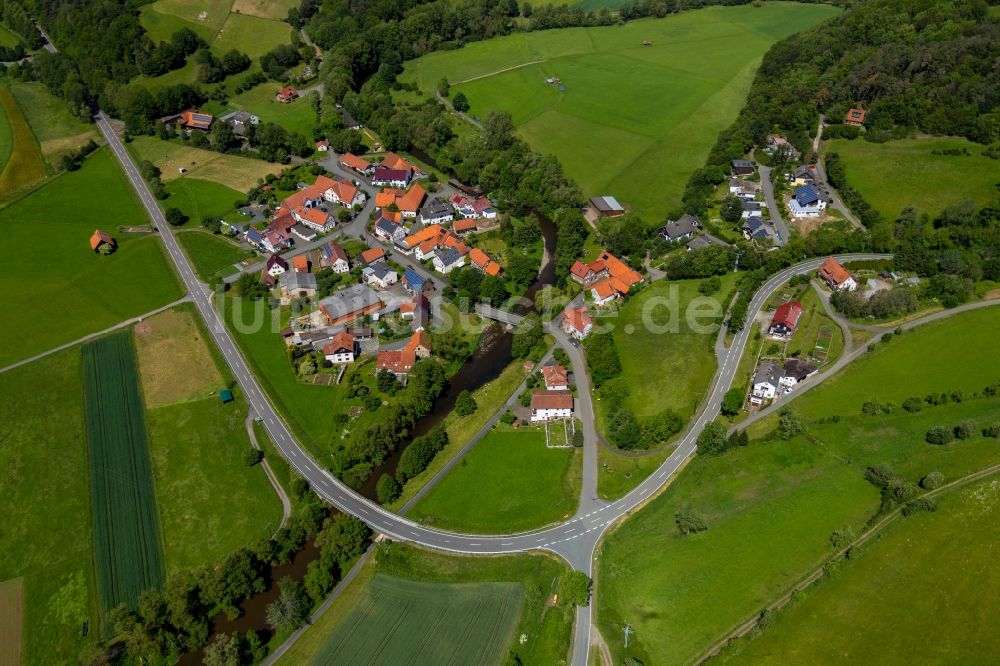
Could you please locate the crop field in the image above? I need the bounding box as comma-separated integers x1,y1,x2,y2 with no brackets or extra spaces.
401,3,839,220
0,350,98,662
826,137,999,220
0,577,23,666
595,275,737,429
165,176,243,223
228,82,318,138
0,82,45,196
134,308,223,406
82,332,165,613
127,135,280,191
7,81,98,168
0,148,183,367
177,230,246,281
409,428,581,533
311,575,522,665
791,306,1000,421
729,475,1000,664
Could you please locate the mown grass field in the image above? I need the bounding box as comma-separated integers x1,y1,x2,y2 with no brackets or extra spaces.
0,81,45,196
0,23,21,47
728,475,1000,664
177,229,247,280
165,176,243,222
278,544,575,666
401,3,839,220
597,306,1000,665
409,427,581,533
791,306,1000,421
311,575,522,665
597,444,672,500
0,148,183,367
0,350,98,663
595,275,737,428
215,13,294,59
140,0,232,42
134,308,223,407
7,81,98,168
0,577,24,666
231,0,299,20
127,135,280,191
826,137,1000,220
83,332,165,613
228,82,318,138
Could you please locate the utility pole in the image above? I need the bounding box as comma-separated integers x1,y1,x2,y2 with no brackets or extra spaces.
623,623,634,648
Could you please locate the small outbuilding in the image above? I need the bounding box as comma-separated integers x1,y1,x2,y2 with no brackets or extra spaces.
90,229,116,254
219,388,234,404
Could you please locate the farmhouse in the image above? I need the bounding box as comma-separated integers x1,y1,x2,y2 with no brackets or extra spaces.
90,229,115,253
541,363,569,391
381,152,421,175
376,330,432,380
323,332,356,364
292,206,333,232
660,213,701,242
276,87,299,103
340,153,374,175
363,263,398,289
315,139,329,152
318,283,383,326
570,259,608,286
279,271,317,300
844,107,867,127
768,301,802,338
266,254,289,276
587,196,626,218
562,305,593,340
530,390,574,422
360,247,386,266
818,257,857,291
751,361,782,403
396,183,427,218
320,242,350,273
788,185,827,218
468,248,502,277
373,167,411,188
324,179,365,208
731,159,755,176
449,194,497,220
399,292,431,330
164,109,214,132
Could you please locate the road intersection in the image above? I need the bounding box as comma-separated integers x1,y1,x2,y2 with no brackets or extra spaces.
97,112,894,663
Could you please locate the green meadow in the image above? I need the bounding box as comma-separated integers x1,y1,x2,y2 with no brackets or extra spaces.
401,3,839,220
827,137,1000,220
409,427,581,533
177,230,246,280
727,476,1000,664
596,307,1000,665
165,176,243,223
227,82,318,138
0,149,183,367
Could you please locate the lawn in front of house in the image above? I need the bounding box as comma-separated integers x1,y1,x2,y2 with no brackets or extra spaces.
276,543,575,666
409,426,581,533
826,136,999,220
0,148,183,367
177,229,247,281
725,474,1000,664
228,82,318,138
0,350,100,664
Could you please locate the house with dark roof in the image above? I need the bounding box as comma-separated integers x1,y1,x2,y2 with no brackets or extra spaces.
337,104,361,130
788,164,817,186
782,358,817,386
729,179,757,201
751,361,782,403
320,242,350,273
741,200,766,219
419,198,454,225
279,271,317,300
318,283,383,326
768,301,802,338
587,196,625,218
788,185,827,218
363,263,398,289
374,215,405,244
731,159,755,176
685,236,716,251
266,254,289,277
403,266,427,293
660,213,701,241
221,110,259,137
372,167,411,188
399,292,431,330
433,247,465,274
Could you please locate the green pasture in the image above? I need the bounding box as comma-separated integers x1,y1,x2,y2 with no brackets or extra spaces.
215,13,293,59
140,0,233,43
409,427,581,533
0,90,10,174
165,176,243,222
826,137,1000,221
7,81,98,168
597,444,672,500
0,23,22,47
311,575,521,665
595,275,737,427
82,332,165,615
0,81,45,196
790,306,1000,421
228,82,317,138
278,544,575,665
401,3,839,220
0,149,183,368
0,350,99,663
729,475,1000,663
177,230,246,280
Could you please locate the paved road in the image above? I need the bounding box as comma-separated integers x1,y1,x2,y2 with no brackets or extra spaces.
757,163,790,245
98,111,896,665
812,114,863,229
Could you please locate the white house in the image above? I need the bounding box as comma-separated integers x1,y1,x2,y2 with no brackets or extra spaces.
265,254,288,277
788,185,827,218
323,333,356,364
530,390,574,422
363,263,398,289
320,242,350,274
562,306,593,340
432,247,465,274
751,361,782,404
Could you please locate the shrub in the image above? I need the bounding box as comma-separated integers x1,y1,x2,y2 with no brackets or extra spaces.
696,421,729,456
454,389,477,416
864,465,894,489
721,387,745,416
954,420,976,440
920,471,944,490
243,448,262,466
571,427,584,448
902,497,936,516
830,526,856,549
500,410,517,425
776,409,803,440
675,505,708,535
902,397,923,413
558,571,591,606
376,474,401,504
925,426,954,445
982,423,1000,438
362,393,382,412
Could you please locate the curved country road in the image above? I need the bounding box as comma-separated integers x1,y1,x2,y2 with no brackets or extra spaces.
95,112,908,664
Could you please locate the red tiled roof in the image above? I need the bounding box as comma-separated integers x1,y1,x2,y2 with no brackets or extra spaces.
531,389,573,411
292,255,310,272
541,364,569,388
396,183,426,213
770,300,802,331
377,349,416,374
404,224,445,248
591,279,617,300
296,207,329,226
327,180,358,204
340,153,371,171
484,262,502,277
90,229,113,250
361,247,385,264
323,332,355,355
468,248,491,269
563,306,593,334
598,251,643,289
405,329,431,353
381,151,417,173
819,257,852,286
179,109,213,130
453,218,477,233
